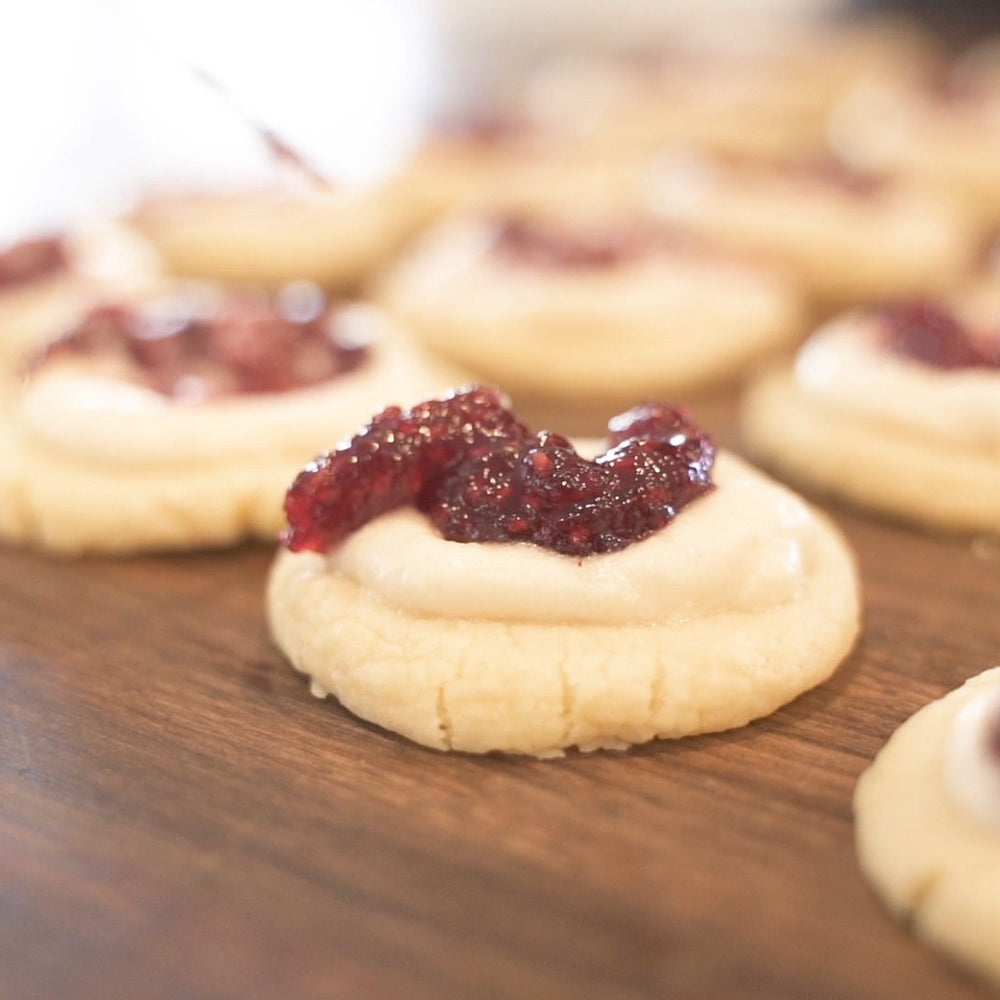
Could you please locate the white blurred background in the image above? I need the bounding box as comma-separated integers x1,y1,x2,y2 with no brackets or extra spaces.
0,0,839,241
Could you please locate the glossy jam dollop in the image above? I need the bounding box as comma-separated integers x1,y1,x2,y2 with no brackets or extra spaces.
38,282,369,401
0,236,68,291
879,302,1000,370
283,386,715,557
492,217,688,270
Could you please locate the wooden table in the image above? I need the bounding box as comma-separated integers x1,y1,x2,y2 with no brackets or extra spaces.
2,401,998,1000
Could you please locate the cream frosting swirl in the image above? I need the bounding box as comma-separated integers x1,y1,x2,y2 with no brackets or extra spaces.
794,313,1000,454
330,453,821,626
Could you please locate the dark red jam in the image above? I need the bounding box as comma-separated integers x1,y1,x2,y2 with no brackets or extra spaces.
282,386,715,558
0,236,69,291
492,218,685,270
38,283,369,400
879,302,1000,370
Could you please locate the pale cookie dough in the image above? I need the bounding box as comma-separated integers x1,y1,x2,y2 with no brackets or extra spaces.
0,223,161,374
0,303,464,554
267,452,860,756
517,54,826,167
511,19,939,166
376,214,804,403
952,236,1000,330
828,77,1000,233
130,184,411,289
741,311,1000,533
855,667,1000,988
394,119,636,226
644,150,973,310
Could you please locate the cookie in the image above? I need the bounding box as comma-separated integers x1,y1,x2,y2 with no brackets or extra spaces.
0,223,160,373
518,52,825,166
375,213,804,405
855,667,1000,988
513,18,938,166
267,387,860,756
395,115,631,225
0,285,463,554
828,75,1000,232
131,185,411,290
644,150,973,310
741,303,1000,533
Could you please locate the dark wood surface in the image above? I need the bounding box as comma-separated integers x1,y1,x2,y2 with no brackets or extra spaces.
2,399,999,1000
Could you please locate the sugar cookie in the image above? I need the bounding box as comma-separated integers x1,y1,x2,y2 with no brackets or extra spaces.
376,213,803,404
131,184,411,290
517,53,825,166
855,667,1000,988
829,75,1000,231
0,224,160,373
741,302,1000,533
0,284,463,554
268,387,860,756
395,115,632,224
645,151,973,310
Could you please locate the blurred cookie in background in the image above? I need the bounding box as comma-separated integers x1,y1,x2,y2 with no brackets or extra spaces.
0,222,161,377
643,148,975,312
376,210,804,434
130,181,417,293
0,282,466,554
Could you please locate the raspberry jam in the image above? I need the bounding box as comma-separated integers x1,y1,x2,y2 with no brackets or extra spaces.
38,282,369,401
283,386,715,558
492,217,683,270
0,236,68,291
879,302,1000,370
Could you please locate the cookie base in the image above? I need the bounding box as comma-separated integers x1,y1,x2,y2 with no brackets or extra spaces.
742,366,1000,535
267,508,859,756
854,667,1000,988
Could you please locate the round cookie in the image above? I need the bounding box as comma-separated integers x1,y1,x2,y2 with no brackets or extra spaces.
130,184,412,290
0,224,160,374
512,18,939,167
855,667,1000,988
0,285,464,555
375,213,804,405
828,74,1000,232
516,52,827,167
394,115,634,226
267,388,860,756
644,150,974,310
741,303,1000,533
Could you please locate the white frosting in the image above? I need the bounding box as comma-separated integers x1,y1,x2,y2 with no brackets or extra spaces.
17,305,462,467
794,314,1000,455
945,687,1000,828
331,453,817,626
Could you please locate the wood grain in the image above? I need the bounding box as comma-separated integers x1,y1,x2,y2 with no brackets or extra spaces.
1,407,999,1000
